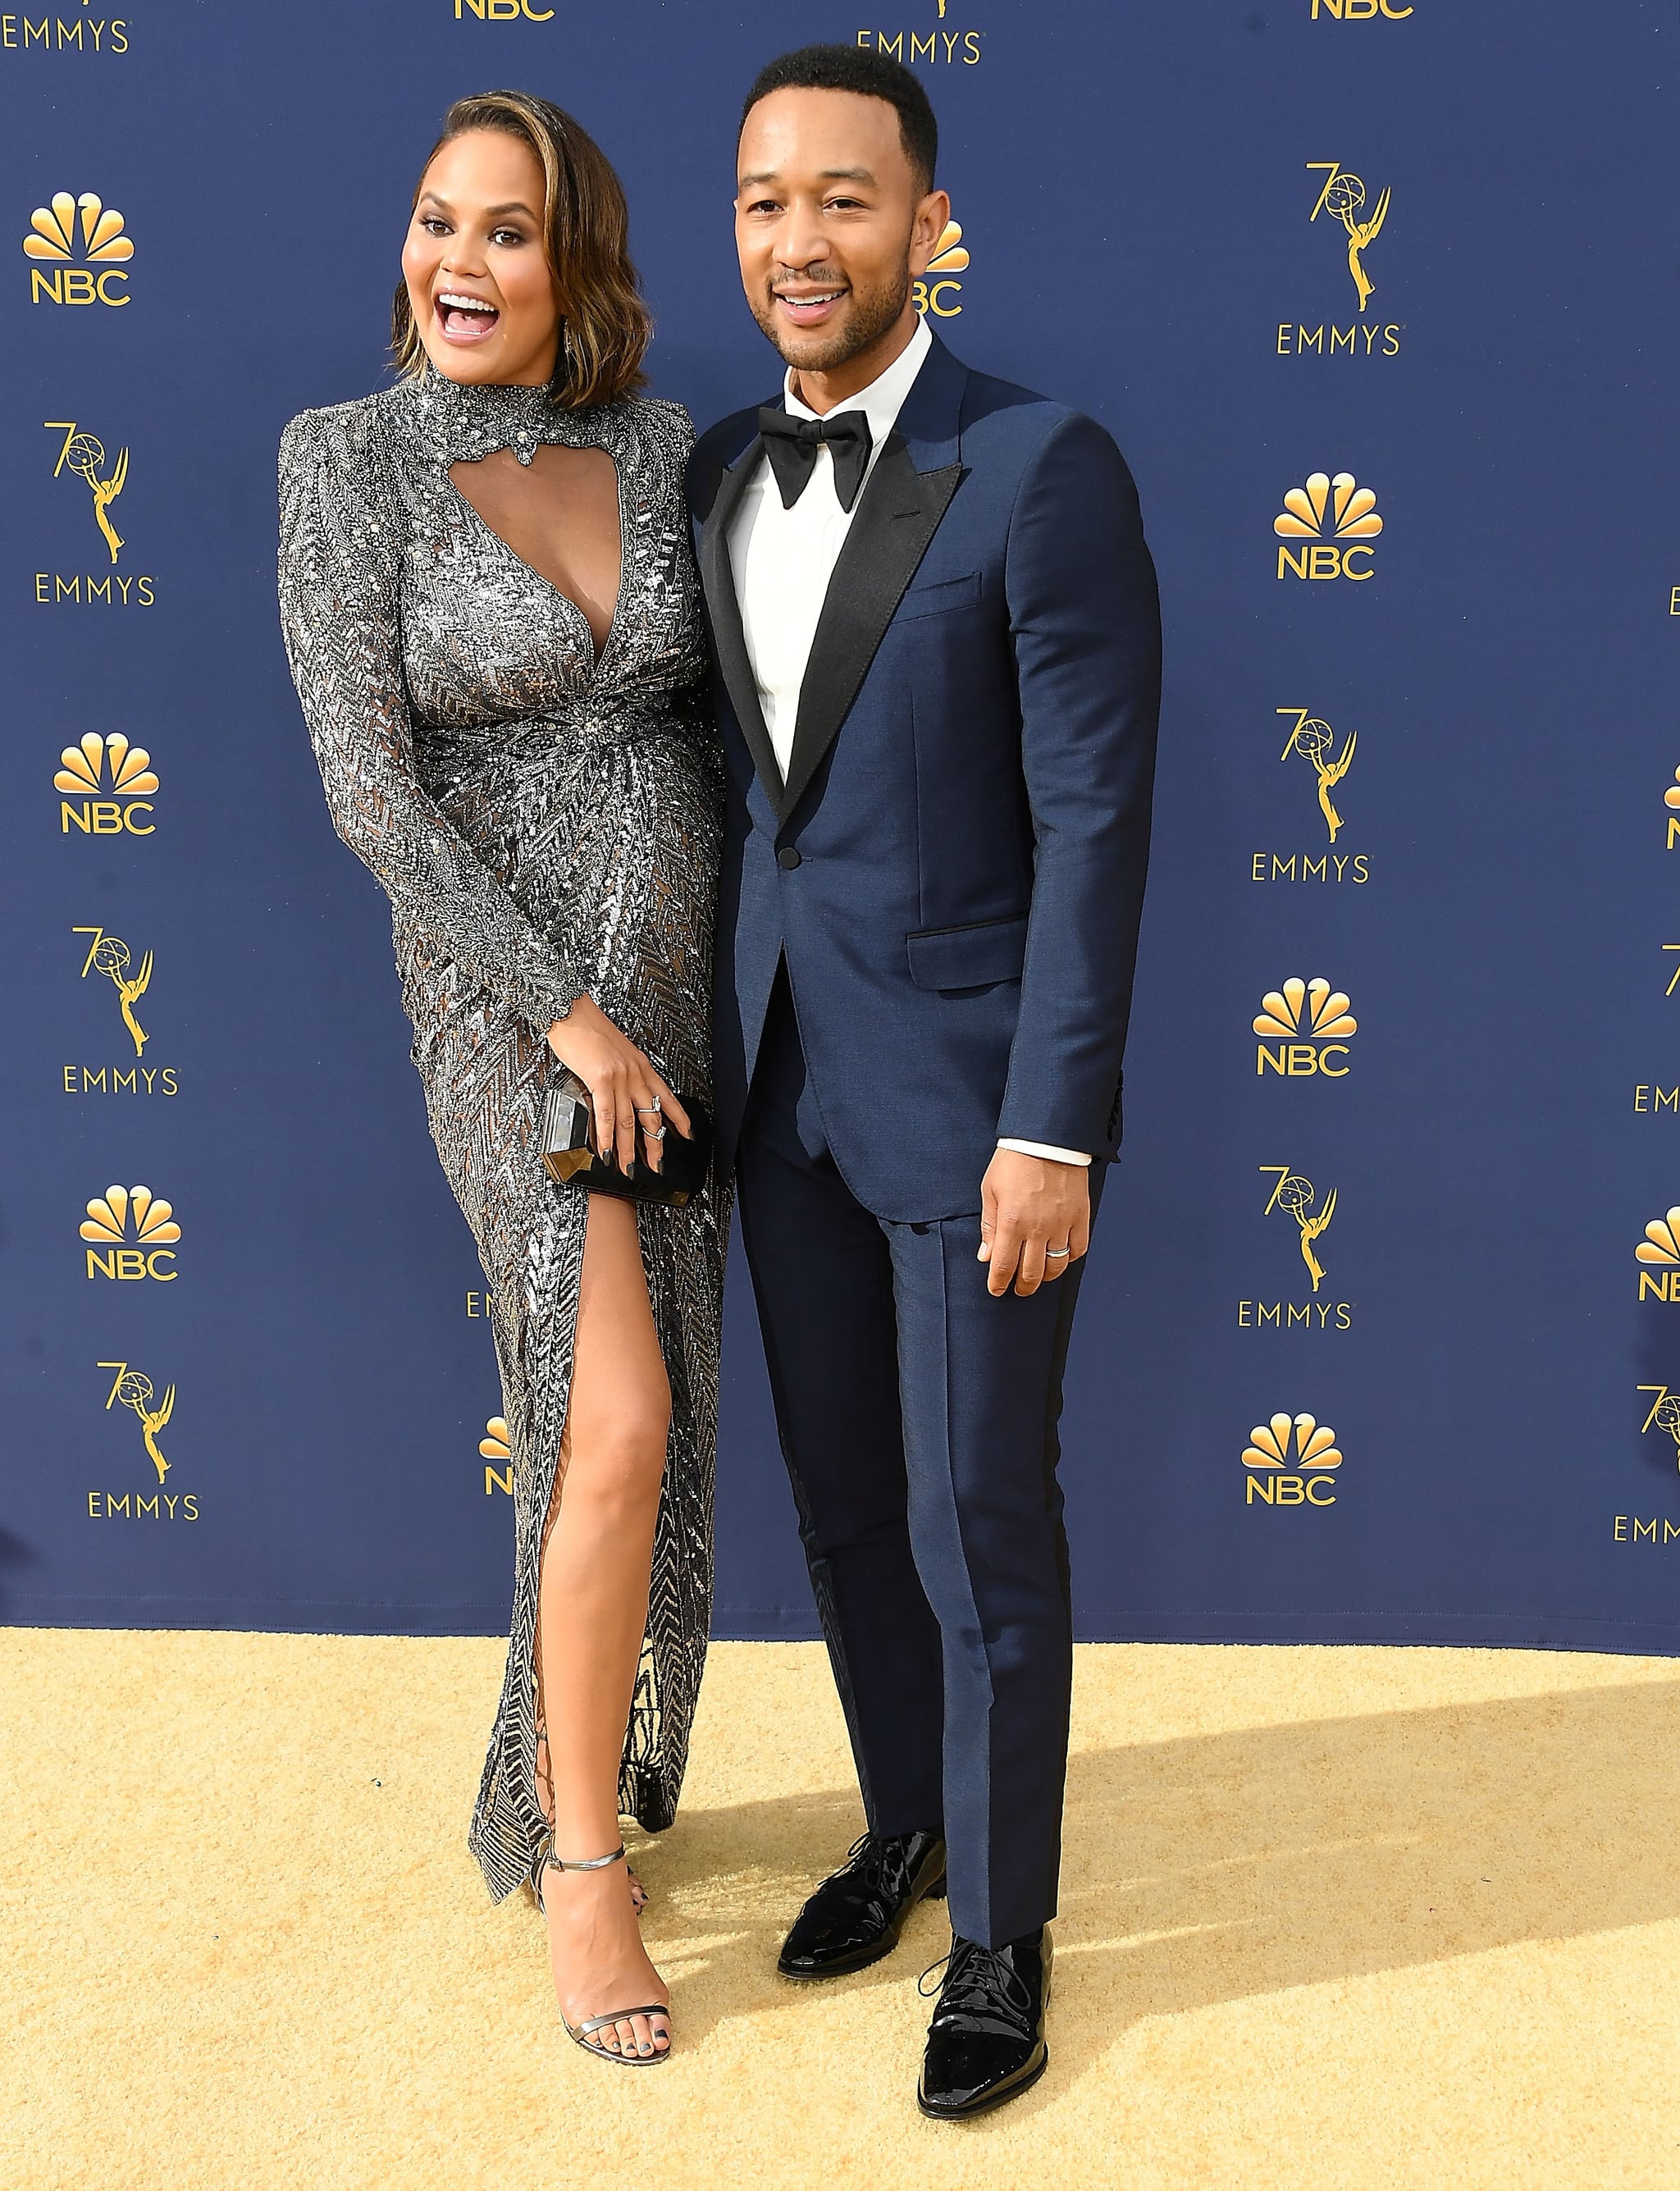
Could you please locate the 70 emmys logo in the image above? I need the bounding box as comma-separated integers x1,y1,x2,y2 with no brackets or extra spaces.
1254,977,1357,1077
23,191,133,304
100,1361,175,1481
75,925,151,1054
1261,1166,1336,1291
1275,472,1382,580
1307,162,1390,315
1637,1386,1680,1471
1280,708,1355,842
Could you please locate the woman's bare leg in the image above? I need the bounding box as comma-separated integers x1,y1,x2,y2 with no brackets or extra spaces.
534,1192,672,2058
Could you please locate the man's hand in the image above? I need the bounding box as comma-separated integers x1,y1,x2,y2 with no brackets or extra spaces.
978,1148,1091,1298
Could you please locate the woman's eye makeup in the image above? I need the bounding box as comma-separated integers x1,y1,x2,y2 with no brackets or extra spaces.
490,226,528,248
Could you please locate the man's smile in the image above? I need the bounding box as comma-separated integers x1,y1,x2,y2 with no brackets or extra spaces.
774,285,848,326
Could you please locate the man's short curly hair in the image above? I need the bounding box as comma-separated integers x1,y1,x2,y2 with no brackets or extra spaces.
742,43,938,194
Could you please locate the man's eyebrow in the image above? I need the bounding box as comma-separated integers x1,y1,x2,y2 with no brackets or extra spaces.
737,167,878,189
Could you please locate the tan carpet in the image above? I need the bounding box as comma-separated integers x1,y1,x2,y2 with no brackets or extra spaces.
5,1630,1678,2190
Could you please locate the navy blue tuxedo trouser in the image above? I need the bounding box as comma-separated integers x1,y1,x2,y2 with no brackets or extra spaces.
734,966,1100,1948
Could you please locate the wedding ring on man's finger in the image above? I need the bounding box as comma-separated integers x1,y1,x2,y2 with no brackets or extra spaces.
1045,1245,1072,1262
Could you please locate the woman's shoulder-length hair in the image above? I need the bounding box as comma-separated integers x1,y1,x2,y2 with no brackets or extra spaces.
392,89,652,409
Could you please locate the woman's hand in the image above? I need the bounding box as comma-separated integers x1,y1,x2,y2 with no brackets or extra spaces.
547,996,692,1175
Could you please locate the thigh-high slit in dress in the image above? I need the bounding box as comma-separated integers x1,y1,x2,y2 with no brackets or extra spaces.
277,367,724,1901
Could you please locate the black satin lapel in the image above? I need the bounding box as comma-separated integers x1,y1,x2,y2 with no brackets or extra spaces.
697,450,783,810
780,434,963,820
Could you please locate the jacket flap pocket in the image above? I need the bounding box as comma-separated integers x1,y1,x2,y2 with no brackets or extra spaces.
906,912,1029,992
895,569,983,621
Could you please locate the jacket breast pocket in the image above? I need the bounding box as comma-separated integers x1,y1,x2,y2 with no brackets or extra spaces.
905,911,1029,993
895,570,983,622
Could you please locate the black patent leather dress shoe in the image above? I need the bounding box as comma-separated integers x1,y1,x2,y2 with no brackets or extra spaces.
918,1927,1052,2120
777,1828,947,1979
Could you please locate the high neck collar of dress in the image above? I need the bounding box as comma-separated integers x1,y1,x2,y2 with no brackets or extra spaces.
410,363,582,468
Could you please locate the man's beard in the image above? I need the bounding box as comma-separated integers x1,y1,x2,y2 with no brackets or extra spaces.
751,263,911,372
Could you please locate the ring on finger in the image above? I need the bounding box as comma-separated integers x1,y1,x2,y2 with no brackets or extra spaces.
1045,1244,1071,1262
645,1122,667,1141
635,1098,662,1116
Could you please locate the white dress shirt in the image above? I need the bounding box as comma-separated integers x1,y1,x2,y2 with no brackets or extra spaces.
728,316,1089,1171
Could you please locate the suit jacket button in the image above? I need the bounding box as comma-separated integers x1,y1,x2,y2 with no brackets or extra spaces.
777,847,803,870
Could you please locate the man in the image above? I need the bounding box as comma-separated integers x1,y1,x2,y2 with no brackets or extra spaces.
689,44,1159,2117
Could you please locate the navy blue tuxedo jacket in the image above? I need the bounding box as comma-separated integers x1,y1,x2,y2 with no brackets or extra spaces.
688,334,1161,1224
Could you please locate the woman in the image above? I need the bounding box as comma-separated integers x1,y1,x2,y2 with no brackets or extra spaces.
277,90,722,2065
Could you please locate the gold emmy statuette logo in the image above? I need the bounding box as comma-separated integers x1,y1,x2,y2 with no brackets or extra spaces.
1253,976,1357,1077
1275,472,1381,581
1260,1166,1336,1290
100,1361,175,1481
45,420,128,564
75,926,151,1054
481,1414,513,1494
56,732,157,836
915,217,970,320
1278,707,1356,842
1637,1386,1680,1472
1243,1411,1342,1504
81,1184,180,1280
1664,768,1680,850
1308,162,1390,312
24,191,133,304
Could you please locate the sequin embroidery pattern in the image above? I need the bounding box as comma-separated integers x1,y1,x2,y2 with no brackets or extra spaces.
278,369,724,1900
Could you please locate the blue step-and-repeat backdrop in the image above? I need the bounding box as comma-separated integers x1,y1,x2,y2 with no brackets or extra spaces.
3,1,1677,1652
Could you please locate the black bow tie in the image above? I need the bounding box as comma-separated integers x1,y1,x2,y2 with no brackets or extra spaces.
757,406,874,514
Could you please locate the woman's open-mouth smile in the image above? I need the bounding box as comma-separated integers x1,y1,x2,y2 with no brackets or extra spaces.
435,288,502,345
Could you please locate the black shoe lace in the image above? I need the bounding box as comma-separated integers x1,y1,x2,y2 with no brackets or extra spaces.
919,1938,1034,2031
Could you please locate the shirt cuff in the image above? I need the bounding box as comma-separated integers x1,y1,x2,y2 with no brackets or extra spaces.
997,1139,1092,1167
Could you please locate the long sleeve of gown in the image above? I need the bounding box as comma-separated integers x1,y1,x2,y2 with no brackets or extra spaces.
277,403,583,1036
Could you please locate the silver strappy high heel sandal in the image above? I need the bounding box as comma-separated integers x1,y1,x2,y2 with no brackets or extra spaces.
538,1843,672,2066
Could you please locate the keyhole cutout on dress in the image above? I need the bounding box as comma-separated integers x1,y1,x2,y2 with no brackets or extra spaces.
449,442,623,663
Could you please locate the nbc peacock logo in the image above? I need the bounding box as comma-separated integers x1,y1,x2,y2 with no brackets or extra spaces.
1635,1209,1680,1303
481,1414,513,1494
1243,1410,1343,1505
914,216,970,320
1275,471,1381,581
1253,976,1357,1078
55,733,157,837
24,190,134,305
81,1184,180,1280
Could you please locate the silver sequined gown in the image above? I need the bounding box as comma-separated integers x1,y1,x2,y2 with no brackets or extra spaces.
276,368,723,1901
